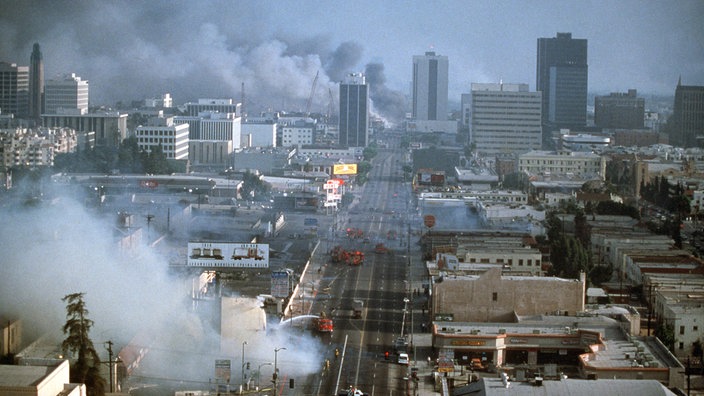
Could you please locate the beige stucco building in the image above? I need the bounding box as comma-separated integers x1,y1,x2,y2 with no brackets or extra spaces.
432,268,585,323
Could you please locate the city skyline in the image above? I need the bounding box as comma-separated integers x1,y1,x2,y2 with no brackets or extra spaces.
1,0,702,123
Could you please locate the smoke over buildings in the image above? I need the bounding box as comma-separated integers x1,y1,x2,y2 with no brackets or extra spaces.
0,1,408,123
365,62,408,125
0,192,323,385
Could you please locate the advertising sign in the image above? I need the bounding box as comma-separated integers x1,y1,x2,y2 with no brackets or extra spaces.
333,163,357,175
187,242,269,268
304,218,319,226
215,359,231,383
271,271,291,298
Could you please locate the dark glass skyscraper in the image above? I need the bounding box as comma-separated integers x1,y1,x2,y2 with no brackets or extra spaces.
339,73,368,148
0,61,29,118
670,78,704,148
537,32,588,130
29,42,44,120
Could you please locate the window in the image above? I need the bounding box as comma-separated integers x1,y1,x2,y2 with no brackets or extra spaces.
518,259,523,266
492,292,498,302
680,326,685,335
679,342,684,350
695,326,699,332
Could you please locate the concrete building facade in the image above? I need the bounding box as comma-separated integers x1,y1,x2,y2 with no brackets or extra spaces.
0,62,29,118
470,83,542,155
135,116,189,160
412,51,449,121
42,111,127,147
431,268,585,323
242,121,277,148
519,150,606,179
185,98,241,117
594,89,645,129
282,119,315,147
44,73,89,115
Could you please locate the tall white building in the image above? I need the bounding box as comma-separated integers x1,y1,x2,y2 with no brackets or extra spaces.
174,111,242,148
519,150,605,179
135,116,189,160
185,98,241,117
412,51,448,121
282,119,316,147
44,73,89,115
470,83,542,155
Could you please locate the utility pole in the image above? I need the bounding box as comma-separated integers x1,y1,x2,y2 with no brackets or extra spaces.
105,340,114,393
242,341,247,388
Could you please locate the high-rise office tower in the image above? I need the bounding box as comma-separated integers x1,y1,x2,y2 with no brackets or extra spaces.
412,51,448,121
0,62,29,118
670,78,704,148
29,43,44,120
44,73,89,115
339,73,369,148
594,89,644,129
470,83,542,155
537,32,588,130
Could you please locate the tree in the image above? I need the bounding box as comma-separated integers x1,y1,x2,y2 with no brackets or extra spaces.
362,144,378,161
61,293,106,396
655,322,675,352
239,171,272,201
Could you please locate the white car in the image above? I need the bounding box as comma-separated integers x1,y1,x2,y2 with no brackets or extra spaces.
398,353,409,365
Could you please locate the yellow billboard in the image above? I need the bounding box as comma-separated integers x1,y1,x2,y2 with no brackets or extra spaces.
333,163,357,175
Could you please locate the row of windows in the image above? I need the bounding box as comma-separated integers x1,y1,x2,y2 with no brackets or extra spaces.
679,325,698,335
468,258,541,266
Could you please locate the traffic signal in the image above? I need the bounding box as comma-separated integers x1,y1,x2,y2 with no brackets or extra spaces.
246,362,250,370
384,351,389,360
290,378,295,388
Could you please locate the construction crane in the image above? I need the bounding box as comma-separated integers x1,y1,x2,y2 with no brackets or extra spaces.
305,70,319,116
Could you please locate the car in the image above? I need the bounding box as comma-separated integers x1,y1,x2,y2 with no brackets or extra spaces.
398,353,409,365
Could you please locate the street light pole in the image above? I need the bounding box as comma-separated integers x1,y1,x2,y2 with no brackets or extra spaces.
242,341,248,388
273,347,286,396
401,297,410,337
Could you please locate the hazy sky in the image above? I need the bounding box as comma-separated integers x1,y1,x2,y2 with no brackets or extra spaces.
1,0,702,121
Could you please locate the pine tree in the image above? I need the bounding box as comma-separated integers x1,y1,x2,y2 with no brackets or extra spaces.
61,292,106,396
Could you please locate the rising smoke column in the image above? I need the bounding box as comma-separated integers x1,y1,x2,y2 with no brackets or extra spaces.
365,62,408,126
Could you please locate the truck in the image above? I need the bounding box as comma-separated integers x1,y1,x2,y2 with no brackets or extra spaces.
348,250,364,266
352,300,363,319
314,312,334,333
337,387,368,396
346,227,364,239
374,243,389,254
231,247,264,260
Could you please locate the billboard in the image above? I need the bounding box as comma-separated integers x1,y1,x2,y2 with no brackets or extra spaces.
215,359,231,383
271,271,291,298
333,163,357,175
187,242,269,268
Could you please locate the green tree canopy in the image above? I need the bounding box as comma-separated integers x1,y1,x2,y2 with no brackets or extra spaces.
61,292,106,396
